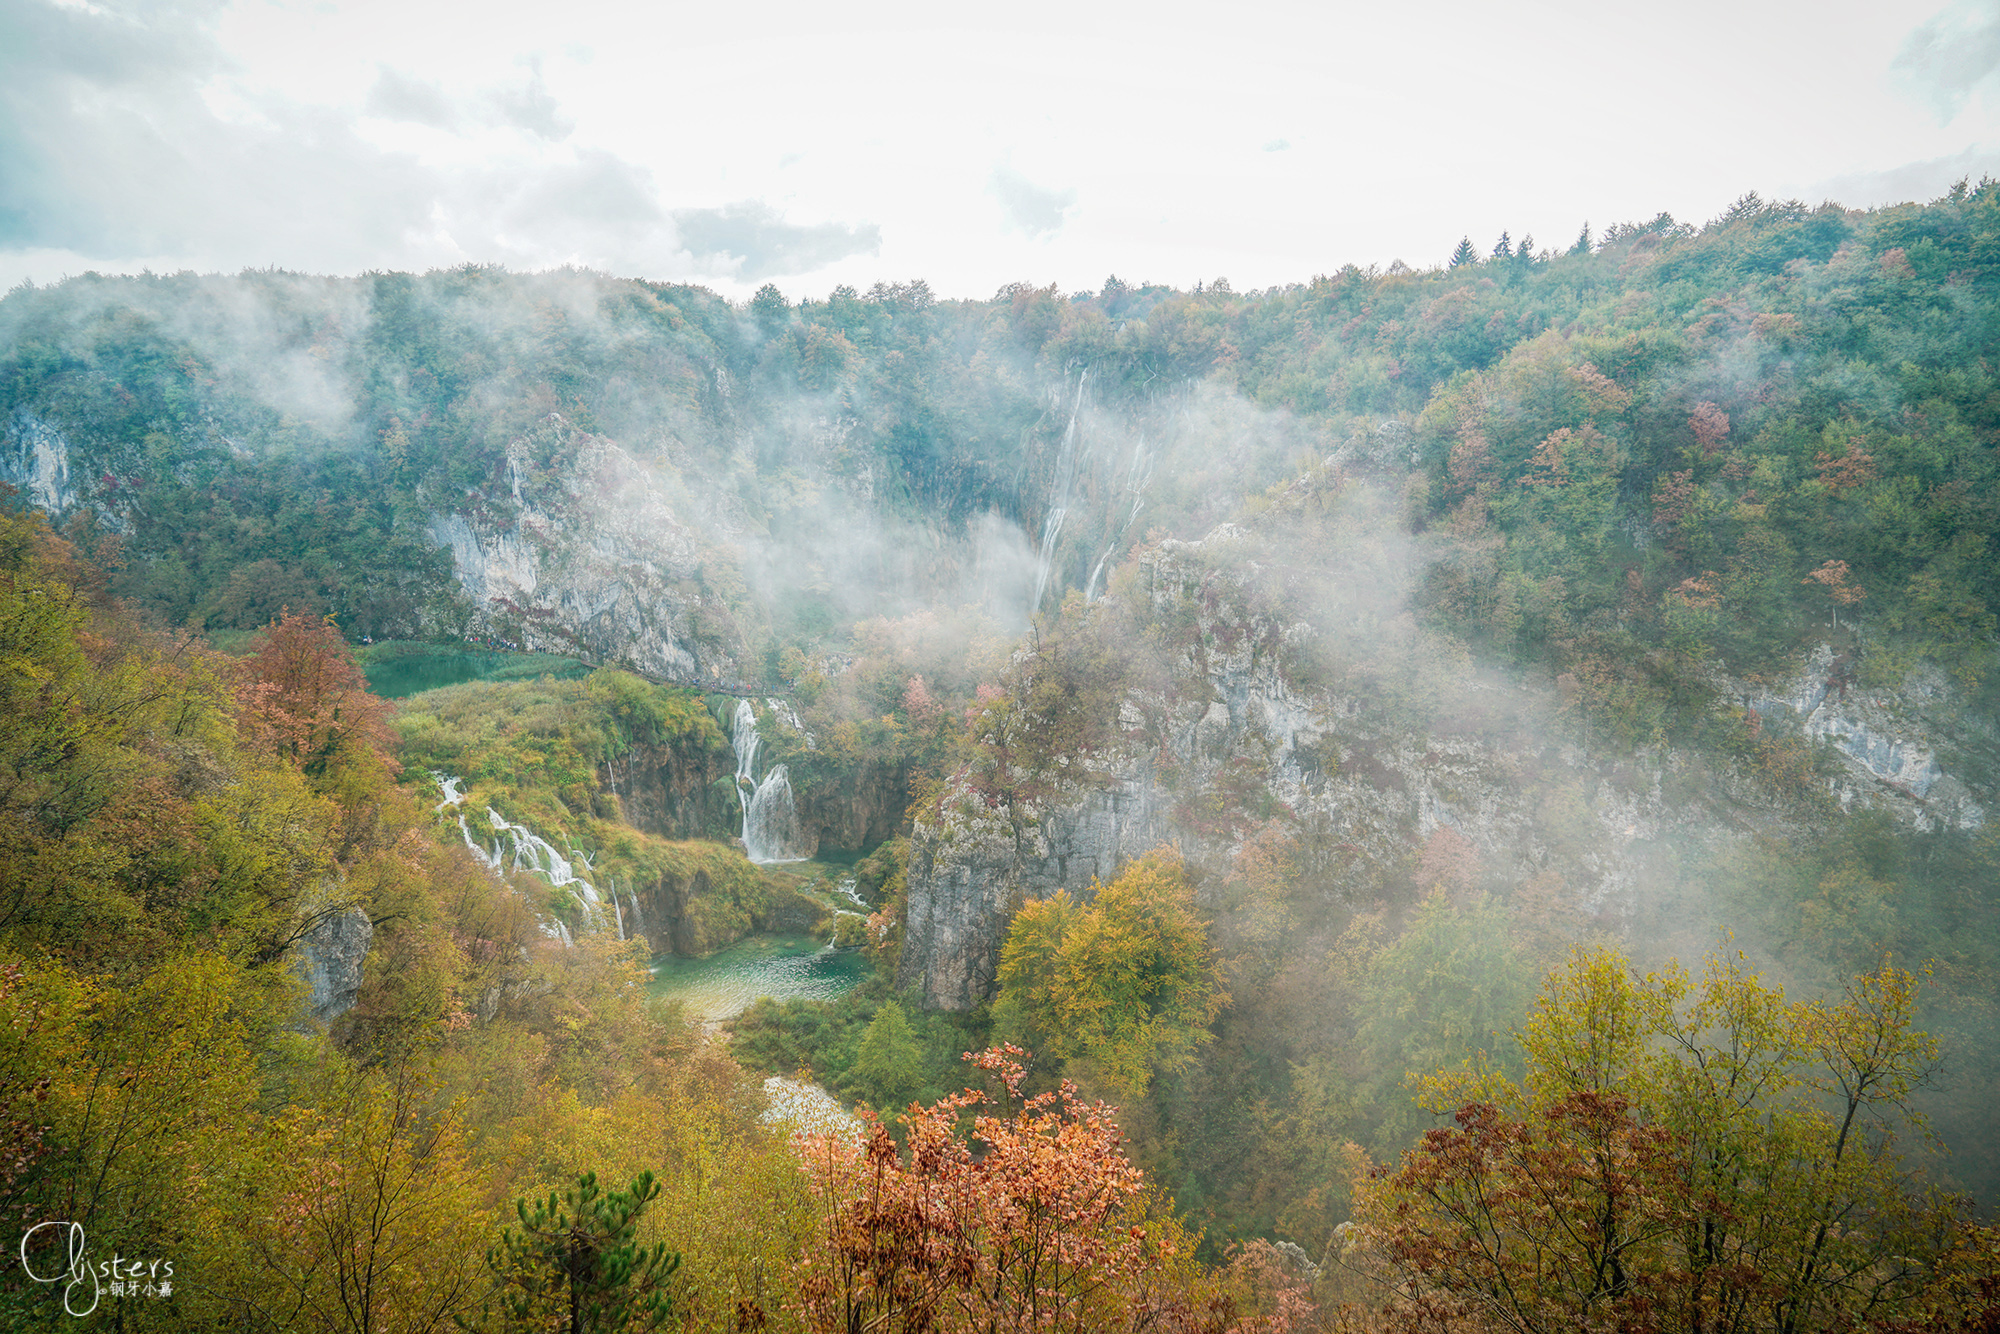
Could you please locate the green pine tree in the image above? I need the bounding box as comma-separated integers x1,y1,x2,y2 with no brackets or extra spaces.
483,1171,680,1334
1491,231,1513,260
1568,221,1592,256
1449,236,1480,268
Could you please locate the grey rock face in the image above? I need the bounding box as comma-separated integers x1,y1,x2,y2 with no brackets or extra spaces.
901,530,2000,1012
901,774,1178,1009
0,409,75,514
296,907,373,1026
426,417,744,684
1746,646,1987,831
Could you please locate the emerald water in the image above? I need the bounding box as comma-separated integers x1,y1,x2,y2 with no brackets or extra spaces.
361,646,591,699
646,934,868,1021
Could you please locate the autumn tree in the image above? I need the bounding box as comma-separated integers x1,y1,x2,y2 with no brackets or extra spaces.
797,1046,1202,1334
1688,400,1730,456
1360,947,1965,1334
995,847,1226,1097
237,608,395,781
1802,559,1865,628
196,1057,488,1334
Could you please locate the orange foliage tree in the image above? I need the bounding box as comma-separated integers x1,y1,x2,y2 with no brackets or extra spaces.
235,609,394,779
798,1045,1202,1334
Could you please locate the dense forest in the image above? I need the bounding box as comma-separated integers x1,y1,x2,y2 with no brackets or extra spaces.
2,184,1999,1331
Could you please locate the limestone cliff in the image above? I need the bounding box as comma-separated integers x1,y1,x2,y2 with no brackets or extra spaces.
898,526,1996,1010
626,864,827,957
608,735,736,843
426,414,750,684
0,409,77,515
1743,647,1989,833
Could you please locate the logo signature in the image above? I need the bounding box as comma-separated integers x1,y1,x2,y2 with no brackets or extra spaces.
18,1222,175,1316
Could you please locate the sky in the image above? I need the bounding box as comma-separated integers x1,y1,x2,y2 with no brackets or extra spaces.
2,0,1997,302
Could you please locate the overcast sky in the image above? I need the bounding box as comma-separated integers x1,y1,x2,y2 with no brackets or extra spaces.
2,0,1996,301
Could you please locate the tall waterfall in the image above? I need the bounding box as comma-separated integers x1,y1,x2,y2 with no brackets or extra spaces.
730,702,809,864
1030,367,1088,616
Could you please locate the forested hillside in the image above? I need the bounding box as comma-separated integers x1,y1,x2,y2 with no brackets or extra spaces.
3,185,2000,1331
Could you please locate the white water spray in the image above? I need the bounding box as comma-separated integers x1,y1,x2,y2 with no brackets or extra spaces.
434,771,598,946
730,703,810,863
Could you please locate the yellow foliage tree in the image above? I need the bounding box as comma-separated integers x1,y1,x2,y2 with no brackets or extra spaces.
996,847,1226,1098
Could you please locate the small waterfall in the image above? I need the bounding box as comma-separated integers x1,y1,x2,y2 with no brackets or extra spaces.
432,772,597,945
744,764,807,864
621,876,643,933
732,700,761,791
832,876,868,911
1084,545,1115,602
731,702,809,864
457,814,502,871
434,772,468,811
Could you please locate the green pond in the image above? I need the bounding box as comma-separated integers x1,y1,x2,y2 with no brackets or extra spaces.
646,934,869,1021
361,646,592,699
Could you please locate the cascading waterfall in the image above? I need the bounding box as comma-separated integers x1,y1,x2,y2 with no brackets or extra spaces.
731,699,762,796
433,770,601,946
745,764,806,864
621,876,642,933
1030,367,1089,615
730,701,810,864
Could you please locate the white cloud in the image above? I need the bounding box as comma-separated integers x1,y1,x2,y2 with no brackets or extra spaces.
990,166,1076,240
1804,145,2000,207
673,202,882,282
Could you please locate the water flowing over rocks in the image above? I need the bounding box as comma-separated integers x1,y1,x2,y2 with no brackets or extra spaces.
436,771,590,945
732,700,813,863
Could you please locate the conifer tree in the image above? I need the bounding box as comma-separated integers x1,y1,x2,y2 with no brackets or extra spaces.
1569,221,1593,255
1491,231,1513,260
485,1171,680,1334
1448,236,1480,268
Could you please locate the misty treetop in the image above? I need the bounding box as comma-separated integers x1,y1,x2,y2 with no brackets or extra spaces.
2,185,1995,715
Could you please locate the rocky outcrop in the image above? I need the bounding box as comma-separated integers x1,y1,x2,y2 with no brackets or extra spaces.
426,416,749,685
609,738,735,842
629,866,828,957
901,776,1178,1008
901,529,1971,1012
797,759,908,853
0,409,76,514
295,906,373,1025
1745,647,1988,832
